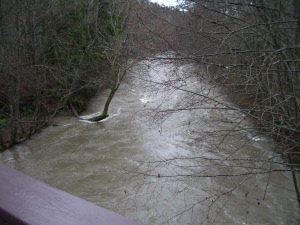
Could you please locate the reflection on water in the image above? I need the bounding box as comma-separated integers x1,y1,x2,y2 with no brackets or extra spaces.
1,57,299,225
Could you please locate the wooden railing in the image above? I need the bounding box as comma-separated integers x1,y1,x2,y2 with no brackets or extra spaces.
0,163,144,225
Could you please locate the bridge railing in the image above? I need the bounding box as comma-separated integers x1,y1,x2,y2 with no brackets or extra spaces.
0,163,144,225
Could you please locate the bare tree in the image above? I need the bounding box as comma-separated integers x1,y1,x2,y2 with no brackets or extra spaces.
122,0,300,223
0,0,121,148
88,0,136,121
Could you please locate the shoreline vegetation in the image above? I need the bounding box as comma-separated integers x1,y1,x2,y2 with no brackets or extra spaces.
0,88,98,150
0,0,130,150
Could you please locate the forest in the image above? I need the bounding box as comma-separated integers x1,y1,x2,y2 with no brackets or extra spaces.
0,0,132,148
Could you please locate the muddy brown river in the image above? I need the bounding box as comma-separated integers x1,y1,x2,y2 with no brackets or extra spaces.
1,57,299,224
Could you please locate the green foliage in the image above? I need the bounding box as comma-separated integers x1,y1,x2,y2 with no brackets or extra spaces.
71,95,84,111
21,106,34,116
0,107,10,131
0,118,10,132
85,88,98,98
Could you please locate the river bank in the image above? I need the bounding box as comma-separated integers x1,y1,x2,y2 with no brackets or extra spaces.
0,88,97,151
214,73,300,164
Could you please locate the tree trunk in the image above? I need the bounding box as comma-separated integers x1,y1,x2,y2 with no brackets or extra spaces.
294,0,300,57
88,88,116,121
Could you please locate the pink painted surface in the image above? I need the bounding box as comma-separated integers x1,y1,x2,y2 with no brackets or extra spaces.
0,164,144,225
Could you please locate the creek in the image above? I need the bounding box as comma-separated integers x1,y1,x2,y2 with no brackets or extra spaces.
1,57,299,225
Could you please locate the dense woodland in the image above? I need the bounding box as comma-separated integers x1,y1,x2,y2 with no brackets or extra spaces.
0,0,133,148
0,0,299,168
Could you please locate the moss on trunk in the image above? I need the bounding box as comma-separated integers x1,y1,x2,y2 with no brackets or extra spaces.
88,88,116,121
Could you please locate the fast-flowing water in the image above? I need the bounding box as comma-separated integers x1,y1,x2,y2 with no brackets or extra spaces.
1,57,299,224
